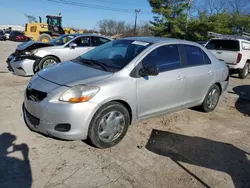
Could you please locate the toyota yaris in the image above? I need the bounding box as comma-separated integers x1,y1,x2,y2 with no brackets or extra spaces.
23,37,229,148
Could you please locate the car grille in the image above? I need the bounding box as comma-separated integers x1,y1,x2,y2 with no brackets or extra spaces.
26,88,47,102
25,108,40,126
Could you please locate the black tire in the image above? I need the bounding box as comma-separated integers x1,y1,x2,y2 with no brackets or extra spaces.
38,33,52,42
33,59,41,74
239,63,249,79
88,102,130,148
200,84,221,113
38,56,59,71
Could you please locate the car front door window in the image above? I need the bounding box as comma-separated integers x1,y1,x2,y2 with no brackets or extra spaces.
143,45,181,72
91,37,110,47
72,37,90,47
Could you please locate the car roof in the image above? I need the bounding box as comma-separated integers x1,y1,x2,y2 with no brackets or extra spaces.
63,33,112,39
122,36,197,45
209,37,250,42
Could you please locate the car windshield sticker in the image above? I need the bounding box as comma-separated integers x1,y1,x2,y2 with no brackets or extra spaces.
132,41,150,46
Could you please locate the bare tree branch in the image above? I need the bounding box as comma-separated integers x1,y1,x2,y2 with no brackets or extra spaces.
24,14,37,23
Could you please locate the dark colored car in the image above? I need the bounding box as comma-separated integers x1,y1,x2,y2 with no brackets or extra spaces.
0,30,6,41
9,31,30,42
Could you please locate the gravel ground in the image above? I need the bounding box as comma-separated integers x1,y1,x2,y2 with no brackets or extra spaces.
0,41,249,188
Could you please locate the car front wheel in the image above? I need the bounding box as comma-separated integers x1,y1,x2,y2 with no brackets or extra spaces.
200,84,221,112
88,102,130,148
39,56,59,70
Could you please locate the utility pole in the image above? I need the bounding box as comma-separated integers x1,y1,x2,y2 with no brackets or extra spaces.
134,9,141,36
185,0,193,39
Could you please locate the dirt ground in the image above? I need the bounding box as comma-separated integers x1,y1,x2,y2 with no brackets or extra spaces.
0,41,249,188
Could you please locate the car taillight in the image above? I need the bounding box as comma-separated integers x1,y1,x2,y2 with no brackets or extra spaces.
236,53,242,64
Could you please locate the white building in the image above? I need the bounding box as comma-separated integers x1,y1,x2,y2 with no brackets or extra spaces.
0,25,25,31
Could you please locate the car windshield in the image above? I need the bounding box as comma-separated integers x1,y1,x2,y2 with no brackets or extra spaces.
0,30,3,34
206,39,240,51
50,35,76,45
78,39,152,71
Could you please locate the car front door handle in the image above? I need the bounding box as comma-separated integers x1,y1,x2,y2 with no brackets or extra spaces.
176,75,185,80
208,70,212,75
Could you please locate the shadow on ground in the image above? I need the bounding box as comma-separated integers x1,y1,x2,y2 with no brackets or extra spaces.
232,85,250,117
146,129,250,188
0,133,32,188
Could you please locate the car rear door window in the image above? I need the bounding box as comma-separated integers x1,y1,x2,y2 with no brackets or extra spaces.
91,37,110,46
143,45,181,72
184,45,205,67
203,51,212,64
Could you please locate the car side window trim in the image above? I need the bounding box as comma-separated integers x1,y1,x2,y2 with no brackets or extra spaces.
180,44,208,68
202,50,212,65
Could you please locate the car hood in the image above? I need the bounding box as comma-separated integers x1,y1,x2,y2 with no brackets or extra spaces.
38,61,113,87
16,41,55,51
37,45,64,51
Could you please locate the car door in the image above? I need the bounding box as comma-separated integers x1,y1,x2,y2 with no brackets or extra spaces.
62,36,92,61
136,44,187,118
180,44,214,105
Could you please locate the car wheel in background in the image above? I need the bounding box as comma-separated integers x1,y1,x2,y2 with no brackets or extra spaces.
38,34,52,43
239,62,249,79
88,102,130,148
200,84,221,112
38,56,59,70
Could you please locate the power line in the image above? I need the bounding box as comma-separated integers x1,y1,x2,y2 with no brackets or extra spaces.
47,0,152,15
79,0,150,8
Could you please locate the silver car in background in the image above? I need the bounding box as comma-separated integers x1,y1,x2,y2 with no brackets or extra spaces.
7,34,111,76
23,37,229,148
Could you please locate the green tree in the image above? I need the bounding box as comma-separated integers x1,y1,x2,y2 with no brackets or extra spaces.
149,0,189,39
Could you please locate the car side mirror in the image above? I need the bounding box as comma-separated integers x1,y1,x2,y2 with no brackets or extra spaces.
139,66,159,77
69,43,77,49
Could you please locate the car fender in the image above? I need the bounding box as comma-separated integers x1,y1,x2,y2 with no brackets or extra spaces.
34,50,53,59
34,51,61,62
89,95,137,125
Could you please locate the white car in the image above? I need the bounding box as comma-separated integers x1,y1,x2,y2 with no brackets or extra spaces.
206,38,250,79
7,34,112,76
4,30,10,40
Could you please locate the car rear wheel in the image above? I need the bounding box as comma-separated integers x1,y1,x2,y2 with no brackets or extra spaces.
88,102,130,148
239,62,249,79
38,56,59,70
200,84,221,112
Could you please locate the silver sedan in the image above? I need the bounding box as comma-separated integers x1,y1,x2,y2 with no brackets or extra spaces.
7,34,111,76
23,37,229,148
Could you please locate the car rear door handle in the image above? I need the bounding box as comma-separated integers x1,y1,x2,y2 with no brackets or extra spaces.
176,75,185,80
208,70,212,75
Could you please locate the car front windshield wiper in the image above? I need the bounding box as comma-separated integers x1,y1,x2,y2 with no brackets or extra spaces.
77,57,108,71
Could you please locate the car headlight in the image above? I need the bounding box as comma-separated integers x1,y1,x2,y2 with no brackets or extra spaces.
59,85,100,103
30,50,38,55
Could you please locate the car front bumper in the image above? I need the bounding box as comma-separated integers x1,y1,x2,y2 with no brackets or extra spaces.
23,89,99,140
7,58,35,76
